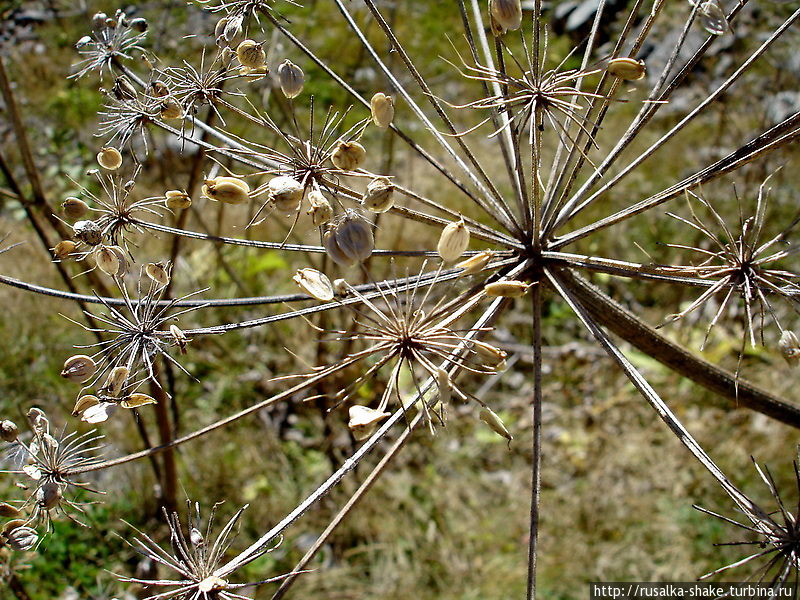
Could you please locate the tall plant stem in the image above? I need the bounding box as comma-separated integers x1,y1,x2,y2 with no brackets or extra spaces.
150,361,178,514
527,283,544,600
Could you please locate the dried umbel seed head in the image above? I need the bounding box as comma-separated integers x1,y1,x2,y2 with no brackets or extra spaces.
94,245,122,276
277,60,305,99
145,262,170,286
0,420,18,442
160,97,183,120
306,190,334,226
149,80,169,98
37,481,63,510
331,140,367,171
170,324,188,354
53,240,77,260
73,220,103,246
121,393,157,409
202,176,250,205
293,268,335,301
456,250,494,276
484,280,530,298
62,197,89,220
165,189,192,210
97,146,123,170
102,366,129,397
607,57,646,81
268,175,304,213
479,407,513,444
437,218,470,262
489,0,523,33
348,405,390,441
5,525,38,551
362,178,395,213
370,92,394,129
236,39,267,68
323,212,375,266
61,354,97,384
779,330,800,367
72,394,100,418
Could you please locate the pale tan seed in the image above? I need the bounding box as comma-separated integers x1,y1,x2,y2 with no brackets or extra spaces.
277,60,304,99
437,218,470,262
489,0,522,33
293,268,335,301
268,176,304,213
331,141,367,171
53,240,77,260
779,330,800,367
97,147,123,170
145,262,170,286
479,407,513,443
165,189,192,210
362,178,395,213
202,177,250,205
160,97,183,120
483,280,530,298
60,355,97,384
94,245,121,276
72,395,101,417
73,220,103,246
62,197,89,220
370,92,394,129
121,393,157,409
607,57,646,81
102,366,129,397
236,39,266,69
306,190,333,226
348,405,390,441
456,250,494,276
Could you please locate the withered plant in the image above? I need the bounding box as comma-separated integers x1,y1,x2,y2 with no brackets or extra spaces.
1,0,800,597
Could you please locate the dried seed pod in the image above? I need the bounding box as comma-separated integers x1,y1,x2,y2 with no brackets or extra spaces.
75,35,92,49
6,526,38,551
473,342,507,370
26,408,48,434
160,97,183,120
149,80,169,98
214,16,230,40
489,0,522,33
277,59,304,98
72,395,101,418
348,405,390,441
331,141,367,171
121,393,157,409
111,76,137,101
362,178,395,213
165,189,192,210
190,527,205,548
92,12,108,30
0,503,20,518
239,65,269,81
73,220,103,246
81,402,117,424
128,17,148,32
53,240,77,260
479,407,513,443
62,197,89,220
607,57,646,81
370,92,394,129
484,280,530,298
236,39,266,68
37,481,63,510
102,366,129,397
223,14,244,45
698,0,729,35
0,420,18,442
145,262,170,286
199,577,228,594
94,245,121,276
333,278,349,296
456,250,494,276
437,218,470,262
97,146,123,170
324,212,374,266
268,176,304,213
202,177,250,205
170,324,188,354
293,268,335,301
779,330,800,367
23,464,41,480
61,354,97,384
306,190,333,226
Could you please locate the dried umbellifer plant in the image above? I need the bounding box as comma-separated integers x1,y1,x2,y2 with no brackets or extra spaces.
1,0,800,597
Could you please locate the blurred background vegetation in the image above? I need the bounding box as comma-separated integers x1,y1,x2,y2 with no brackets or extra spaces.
0,0,798,598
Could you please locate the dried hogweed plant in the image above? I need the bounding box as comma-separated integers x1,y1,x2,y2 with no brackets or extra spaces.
1,0,800,597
